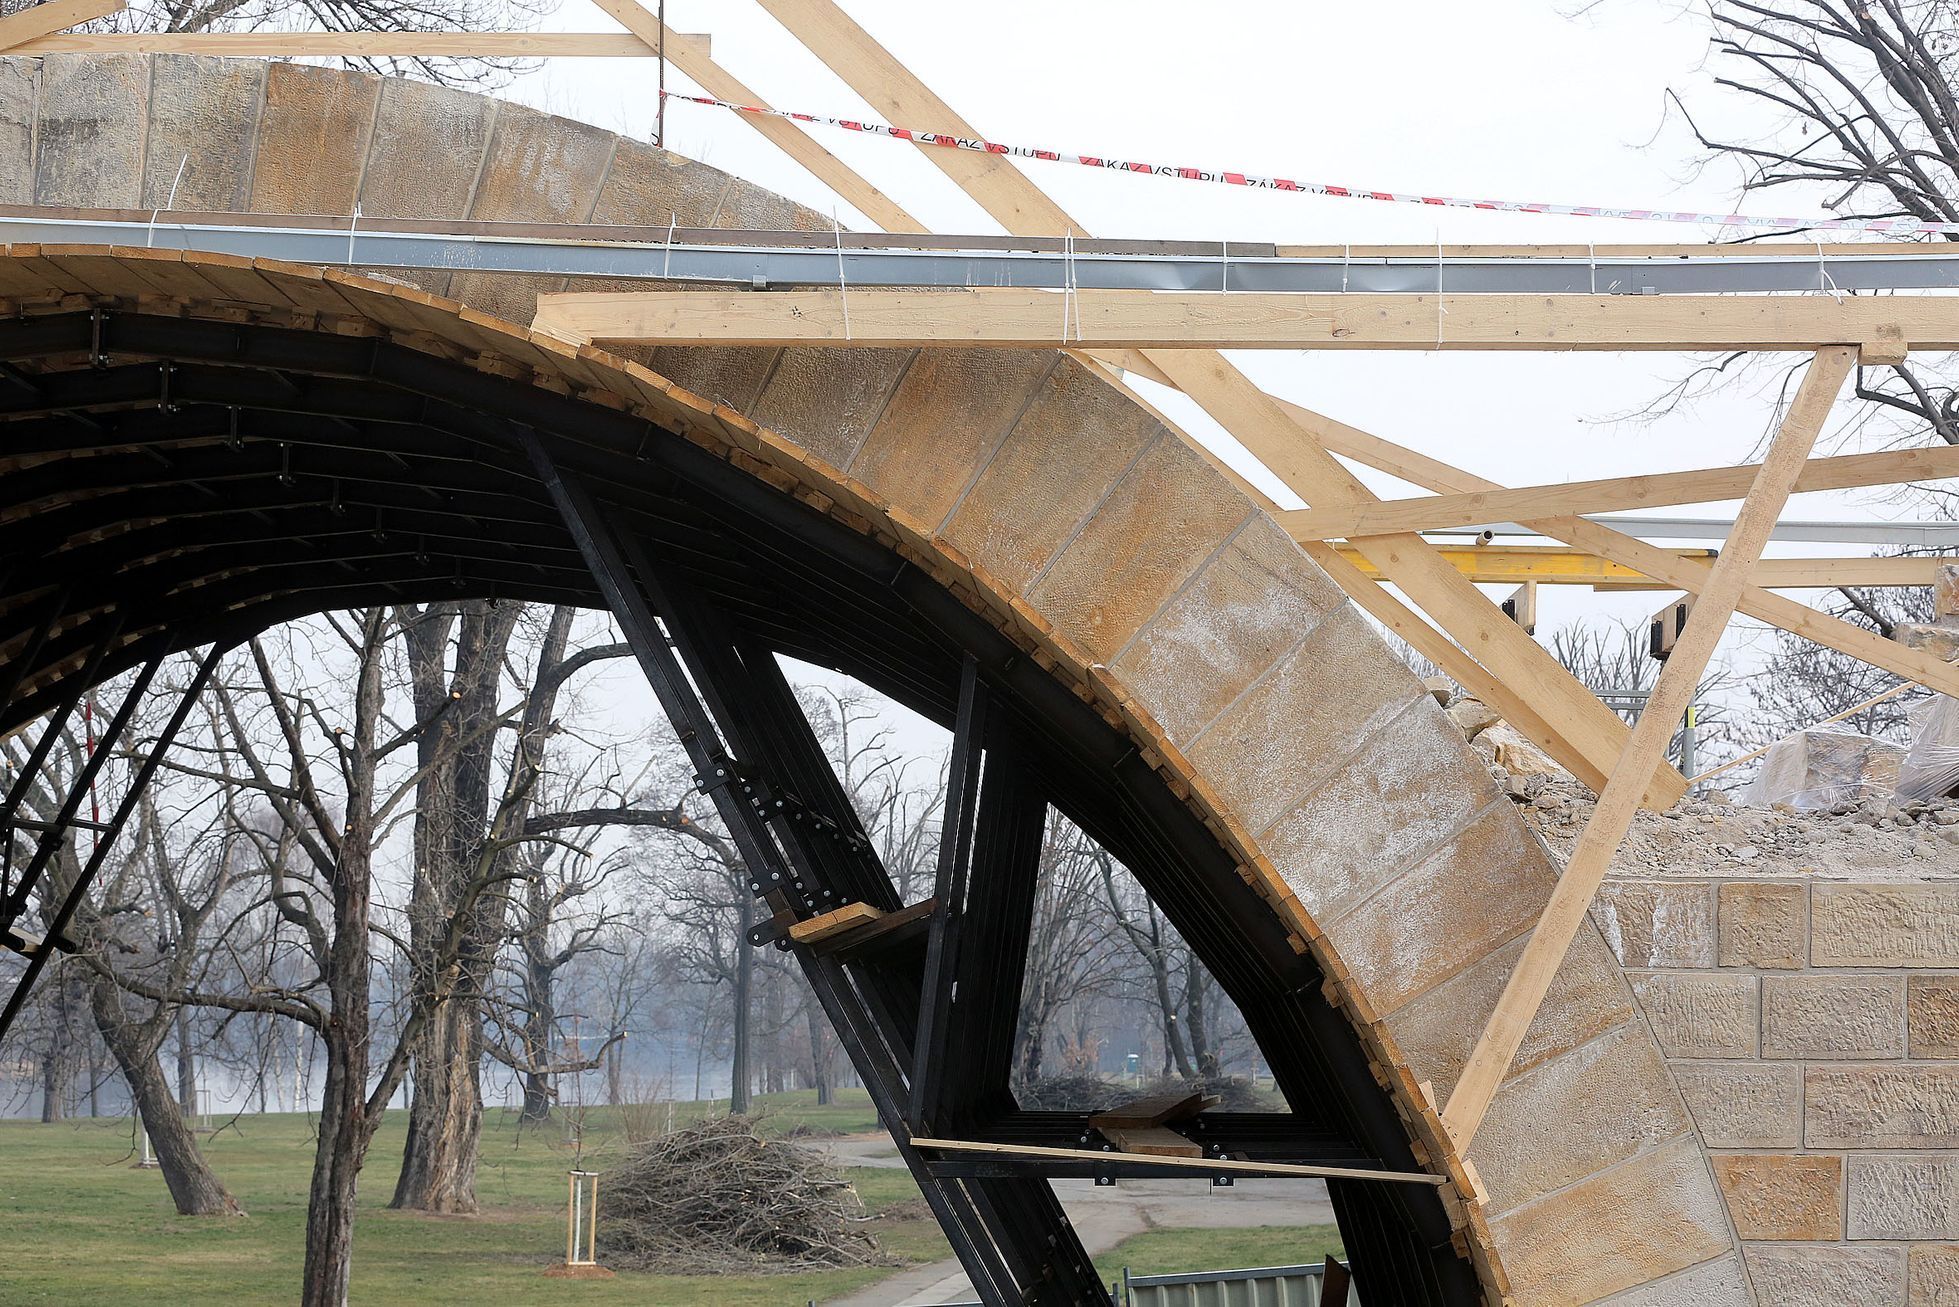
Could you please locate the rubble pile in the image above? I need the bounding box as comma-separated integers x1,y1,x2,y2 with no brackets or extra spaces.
1430,683,1959,880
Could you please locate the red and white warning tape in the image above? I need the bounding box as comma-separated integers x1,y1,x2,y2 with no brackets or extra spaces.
663,89,1959,238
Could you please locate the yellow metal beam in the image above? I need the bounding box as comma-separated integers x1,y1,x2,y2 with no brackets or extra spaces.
1333,545,1944,589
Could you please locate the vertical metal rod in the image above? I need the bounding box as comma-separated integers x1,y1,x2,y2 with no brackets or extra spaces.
0,639,221,1042
910,655,985,1134
655,0,668,149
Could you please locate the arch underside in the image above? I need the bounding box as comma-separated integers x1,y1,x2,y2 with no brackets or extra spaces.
0,298,1482,1304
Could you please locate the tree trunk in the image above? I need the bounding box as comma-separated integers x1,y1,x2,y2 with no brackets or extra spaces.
83,968,241,1216
605,1039,624,1108
1185,952,1218,1077
302,1022,365,1307
388,1000,482,1213
519,949,557,1125
175,1009,197,1118
731,897,753,1114
805,998,833,1107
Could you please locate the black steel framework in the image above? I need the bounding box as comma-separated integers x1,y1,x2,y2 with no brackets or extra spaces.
0,305,1482,1305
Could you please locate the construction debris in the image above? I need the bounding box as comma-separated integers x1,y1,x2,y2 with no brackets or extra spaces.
597,1115,878,1274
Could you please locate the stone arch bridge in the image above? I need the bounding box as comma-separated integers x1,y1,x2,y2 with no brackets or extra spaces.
0,54,1781,1306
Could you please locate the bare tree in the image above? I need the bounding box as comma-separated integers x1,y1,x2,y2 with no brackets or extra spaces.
1014,814,1123,1087
0,0,562,89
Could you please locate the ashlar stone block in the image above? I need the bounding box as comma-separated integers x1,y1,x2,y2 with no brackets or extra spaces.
1671,1062,1802,1149
1807,1065,1959,1149
1909,975,1959,1059
1709,1152,1841,1240
1595,880,1716,968
1813,884,1959,967
1762,973,1905,1060
1630,971,1759,1059
1849,1153,1959,1240
1745,1245,1905,1307
1909,1245,1959,1307
1717,880,1806,969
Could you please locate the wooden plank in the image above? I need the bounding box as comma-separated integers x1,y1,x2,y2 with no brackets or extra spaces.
907,1137,1447,1186
1142,378,1959,705
585,0,924,235
9,31,686,56
824,895,938,955
1441,347,1855,1149
744,0,1683,810
1287,443,1959,541
787,900,883,944
1105,1126,1203,1158
529,287,1959,352
752,0,1076,235
1088,1090,1218,1130
0,0,121,54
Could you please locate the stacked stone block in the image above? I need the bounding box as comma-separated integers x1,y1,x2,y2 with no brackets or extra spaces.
1601,873,1959,1304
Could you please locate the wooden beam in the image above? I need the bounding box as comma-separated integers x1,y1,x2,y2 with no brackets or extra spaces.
907,1137,1448,1186
787,900,882,944
1441,348,1855,1149
8,30,694,56
1114,371,1959,704
1331,545,1946,589
583,0,924,234
0,0,120,53
530,287,1959,352
1286,443,1959,541
741,0,1684,809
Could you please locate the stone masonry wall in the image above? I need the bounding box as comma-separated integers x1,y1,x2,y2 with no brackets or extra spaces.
1598,868,1959,1306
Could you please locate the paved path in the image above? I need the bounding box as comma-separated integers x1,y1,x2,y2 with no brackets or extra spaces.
819,1135,1337,1307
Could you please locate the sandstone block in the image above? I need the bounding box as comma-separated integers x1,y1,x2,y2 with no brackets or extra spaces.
34,54,151,208
1473,1023,1692,1215
1109,512,1343,744
1329,803,1556,1014
1813,883,1959,967
1385,926,1632,1101
249,63,378,214
0,59,32,205
642,346,782,414
1187,603,1423,836
1909,1245,1959,1307
1630,971,1759,1059
1849,1153,1959,1240
1807,1065,1959,1149
1709,1152,1841,1240
1717,880,1806,969
1592,1253,1750,1307
1489,1135,1734,1306
845,350,1054,525
943,359,1160,595
141,56,265,211
752,347,918,472
1745,1245,1905,1307
1261,709,1497,922
1762,973,1905,1059
1671,1062,1802,1148
1028,430,1252,665
1909,975,1959,1058
357,77,497,220
1594,880,1716,968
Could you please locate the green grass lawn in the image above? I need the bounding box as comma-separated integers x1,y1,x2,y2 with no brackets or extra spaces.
0,1090,1335,1305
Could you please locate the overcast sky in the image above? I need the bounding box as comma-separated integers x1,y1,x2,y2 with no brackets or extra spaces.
493,0,1929,705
